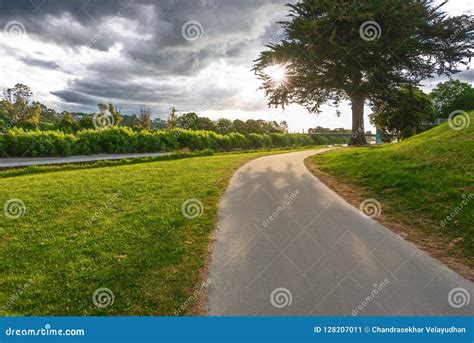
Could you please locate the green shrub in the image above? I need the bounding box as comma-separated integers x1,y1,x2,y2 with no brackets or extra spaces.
310,135,349,145
248,133,272,148
38,122,56,131
19,120,39,131
269,133,290,147
0,128,325,157
227,132,249,149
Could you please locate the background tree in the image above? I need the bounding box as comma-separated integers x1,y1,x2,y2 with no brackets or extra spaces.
138,106,152,130
58,113,79,132
97,102,121,127
1,84,41,126
216,118,233,134
3,83,32,104
1,85,58,130
308,126,351,134
244,119,266,134
79,115,95,130
196,116,217,131
167,107,178,129
253,0,473,145
108,103,122,126
176,112,199,130
152,117,167,130
370,87,435,141
121,114,140,128
278,120,289,133
96,103,109,128
24,105,41,126
33,101,58,123
430,80,474,117
268,120,288,133
232,119,246,134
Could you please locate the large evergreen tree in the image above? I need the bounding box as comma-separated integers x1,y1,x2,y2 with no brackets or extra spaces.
253,0,473,144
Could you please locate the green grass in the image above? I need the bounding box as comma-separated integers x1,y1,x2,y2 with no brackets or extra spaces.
0,146,315,179
311,112,474,260
0,148,320,315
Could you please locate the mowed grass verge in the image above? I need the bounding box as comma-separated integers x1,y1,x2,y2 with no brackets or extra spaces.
0,148,319,315
308,112,473,270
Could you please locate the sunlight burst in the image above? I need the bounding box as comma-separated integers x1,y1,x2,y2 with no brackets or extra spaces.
263,64,289,87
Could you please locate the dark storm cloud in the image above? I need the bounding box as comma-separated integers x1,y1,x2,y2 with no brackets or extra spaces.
0,0,286,60
19,56,63,71
53,77,181,103
0,0,134,50
0,0,289,111
50,90,98,105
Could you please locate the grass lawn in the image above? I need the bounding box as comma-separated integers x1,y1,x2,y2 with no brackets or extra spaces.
0,147,320,315
308,112,473,269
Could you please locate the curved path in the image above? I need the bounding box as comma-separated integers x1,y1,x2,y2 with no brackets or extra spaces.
206,149,473,315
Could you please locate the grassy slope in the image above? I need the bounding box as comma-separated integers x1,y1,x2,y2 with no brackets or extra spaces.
0,148,318,315
311,112,473,262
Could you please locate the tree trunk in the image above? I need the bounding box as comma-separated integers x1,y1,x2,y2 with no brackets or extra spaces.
349,94,368,145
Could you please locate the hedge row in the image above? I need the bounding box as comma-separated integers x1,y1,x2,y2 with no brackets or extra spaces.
0,128,349,157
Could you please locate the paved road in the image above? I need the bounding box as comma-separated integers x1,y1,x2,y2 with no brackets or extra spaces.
207,149,473,315
0,152,172,168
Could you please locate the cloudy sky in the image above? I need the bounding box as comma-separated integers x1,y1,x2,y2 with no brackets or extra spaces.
0,0,472,132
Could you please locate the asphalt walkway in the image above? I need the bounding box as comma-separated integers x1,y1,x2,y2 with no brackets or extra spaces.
206,150,473,315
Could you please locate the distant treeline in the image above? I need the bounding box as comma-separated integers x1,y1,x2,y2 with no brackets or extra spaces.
2,81,474,142
0,84,353,137
0,84,292,135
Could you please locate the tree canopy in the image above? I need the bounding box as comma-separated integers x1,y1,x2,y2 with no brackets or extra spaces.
0,83,41,126
253,0,473,144
430,80,474,117
370,86,435,141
